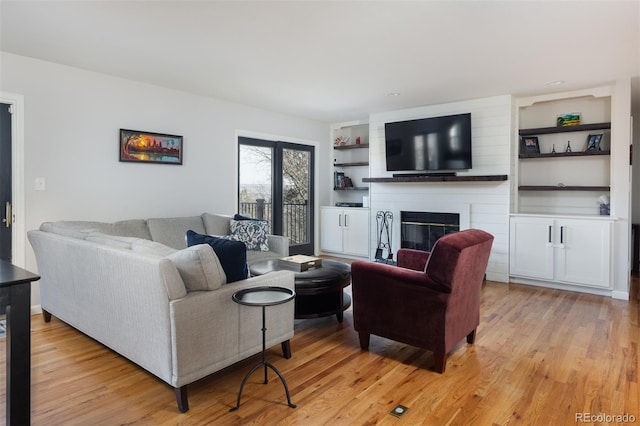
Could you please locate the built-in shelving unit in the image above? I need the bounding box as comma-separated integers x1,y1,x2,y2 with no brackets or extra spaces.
331,122,370,204
510,87,617,293
515,90,612,216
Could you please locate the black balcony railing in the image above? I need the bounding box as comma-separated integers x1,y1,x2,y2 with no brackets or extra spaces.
238,200,309,245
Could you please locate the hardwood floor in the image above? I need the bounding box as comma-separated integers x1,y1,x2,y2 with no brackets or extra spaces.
1,276,638,425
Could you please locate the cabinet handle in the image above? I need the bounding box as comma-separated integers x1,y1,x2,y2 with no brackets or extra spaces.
339,214,342,227
560,226,564,244
345,214,348,227
548,225,552,243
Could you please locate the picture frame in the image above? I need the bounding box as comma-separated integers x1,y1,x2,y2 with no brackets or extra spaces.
521,136,540,154
556,112,581,127
585,133,603,151
119,129,183,165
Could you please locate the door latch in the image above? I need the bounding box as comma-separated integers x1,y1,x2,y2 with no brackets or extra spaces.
2,202,11,228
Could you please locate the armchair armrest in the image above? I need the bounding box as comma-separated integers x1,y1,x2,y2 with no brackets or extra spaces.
397,248,431,271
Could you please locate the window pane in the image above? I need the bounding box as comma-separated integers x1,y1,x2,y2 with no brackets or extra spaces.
238,144,273,233
283,148,310,245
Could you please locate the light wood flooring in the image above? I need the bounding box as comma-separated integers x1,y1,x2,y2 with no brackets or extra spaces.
1,276,638,425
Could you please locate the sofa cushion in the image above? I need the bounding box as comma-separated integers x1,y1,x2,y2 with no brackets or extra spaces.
186,230,248,283
85,232,139,249
131,239,178,257
166,245,226,291
147,216,206,249
230,219,269,252
201,213,232,236
40,222,97,239
111,219,153,240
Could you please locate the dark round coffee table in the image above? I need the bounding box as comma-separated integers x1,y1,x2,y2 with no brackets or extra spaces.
249,259,351,323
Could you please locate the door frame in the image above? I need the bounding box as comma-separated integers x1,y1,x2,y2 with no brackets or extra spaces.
236,130,320,254
0,92,26,267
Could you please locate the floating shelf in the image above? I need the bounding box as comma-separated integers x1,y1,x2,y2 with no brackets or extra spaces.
334,186,369,191
363,175,508,183
334,162,369,167
519,150,610,159
519,122,610,136
333,144,369,150
518,185,610,192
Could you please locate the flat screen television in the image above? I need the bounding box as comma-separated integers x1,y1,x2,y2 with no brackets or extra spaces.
384,113,472,174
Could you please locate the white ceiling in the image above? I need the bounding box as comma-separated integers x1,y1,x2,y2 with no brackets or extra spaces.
1,1,639,123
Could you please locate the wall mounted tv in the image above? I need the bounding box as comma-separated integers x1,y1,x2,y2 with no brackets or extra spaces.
384,113,472,175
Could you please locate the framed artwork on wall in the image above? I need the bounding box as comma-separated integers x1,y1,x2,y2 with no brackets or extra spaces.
119,129,183,165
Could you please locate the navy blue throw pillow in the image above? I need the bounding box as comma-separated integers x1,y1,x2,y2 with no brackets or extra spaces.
234,213,259,221
185,230,248,283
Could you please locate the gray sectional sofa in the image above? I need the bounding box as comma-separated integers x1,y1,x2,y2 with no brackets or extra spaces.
27,213,294,412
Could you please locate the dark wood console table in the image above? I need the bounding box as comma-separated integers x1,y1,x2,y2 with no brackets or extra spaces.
0,260,40,426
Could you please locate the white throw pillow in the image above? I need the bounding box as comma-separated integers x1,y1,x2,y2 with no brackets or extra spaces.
166,244,226,291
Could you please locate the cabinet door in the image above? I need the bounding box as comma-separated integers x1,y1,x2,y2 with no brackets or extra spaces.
342,209,369,257
320,207,343,253
555,220,611,288
509,217,554,280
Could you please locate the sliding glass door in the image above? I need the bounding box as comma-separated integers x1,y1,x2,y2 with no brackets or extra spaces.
238,137,314,255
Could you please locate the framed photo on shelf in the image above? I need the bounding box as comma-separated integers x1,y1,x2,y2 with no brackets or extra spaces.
521,136,540,154
585,133,603,151
556,112,581,127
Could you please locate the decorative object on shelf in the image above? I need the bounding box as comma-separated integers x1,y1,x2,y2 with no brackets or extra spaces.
356,136,361,145
334,136,350,146
552,144,556,153
556,112,581,127
565,141,572,153
522,136,540,154
585,133,603,151
341,176,354,188
375,211,394,262
334,171,345,188
119,129,183,165
598,195,610,216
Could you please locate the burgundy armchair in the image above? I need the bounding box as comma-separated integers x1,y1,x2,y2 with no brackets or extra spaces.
351,229,494,373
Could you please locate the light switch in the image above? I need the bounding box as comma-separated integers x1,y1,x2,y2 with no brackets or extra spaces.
35,177,46,191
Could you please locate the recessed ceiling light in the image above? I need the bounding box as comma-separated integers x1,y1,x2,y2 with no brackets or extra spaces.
387,92,401,97
546,80,565,86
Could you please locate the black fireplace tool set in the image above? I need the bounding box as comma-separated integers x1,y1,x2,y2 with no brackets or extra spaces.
375,211,395,264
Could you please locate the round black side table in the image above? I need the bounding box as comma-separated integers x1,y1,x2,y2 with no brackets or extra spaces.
229,286,296,412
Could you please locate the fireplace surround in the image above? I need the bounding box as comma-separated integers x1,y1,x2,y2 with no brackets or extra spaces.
400,211,460,252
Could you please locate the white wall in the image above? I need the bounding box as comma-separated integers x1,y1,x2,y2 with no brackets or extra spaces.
368,95,513,282
0,52,330,307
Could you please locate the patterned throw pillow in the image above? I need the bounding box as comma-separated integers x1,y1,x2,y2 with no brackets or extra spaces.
230,219,269,252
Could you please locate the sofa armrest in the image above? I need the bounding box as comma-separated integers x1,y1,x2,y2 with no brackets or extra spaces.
267,234,289,257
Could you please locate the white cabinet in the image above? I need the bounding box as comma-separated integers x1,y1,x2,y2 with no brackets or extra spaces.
510,215,612,289
320,207,369,257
